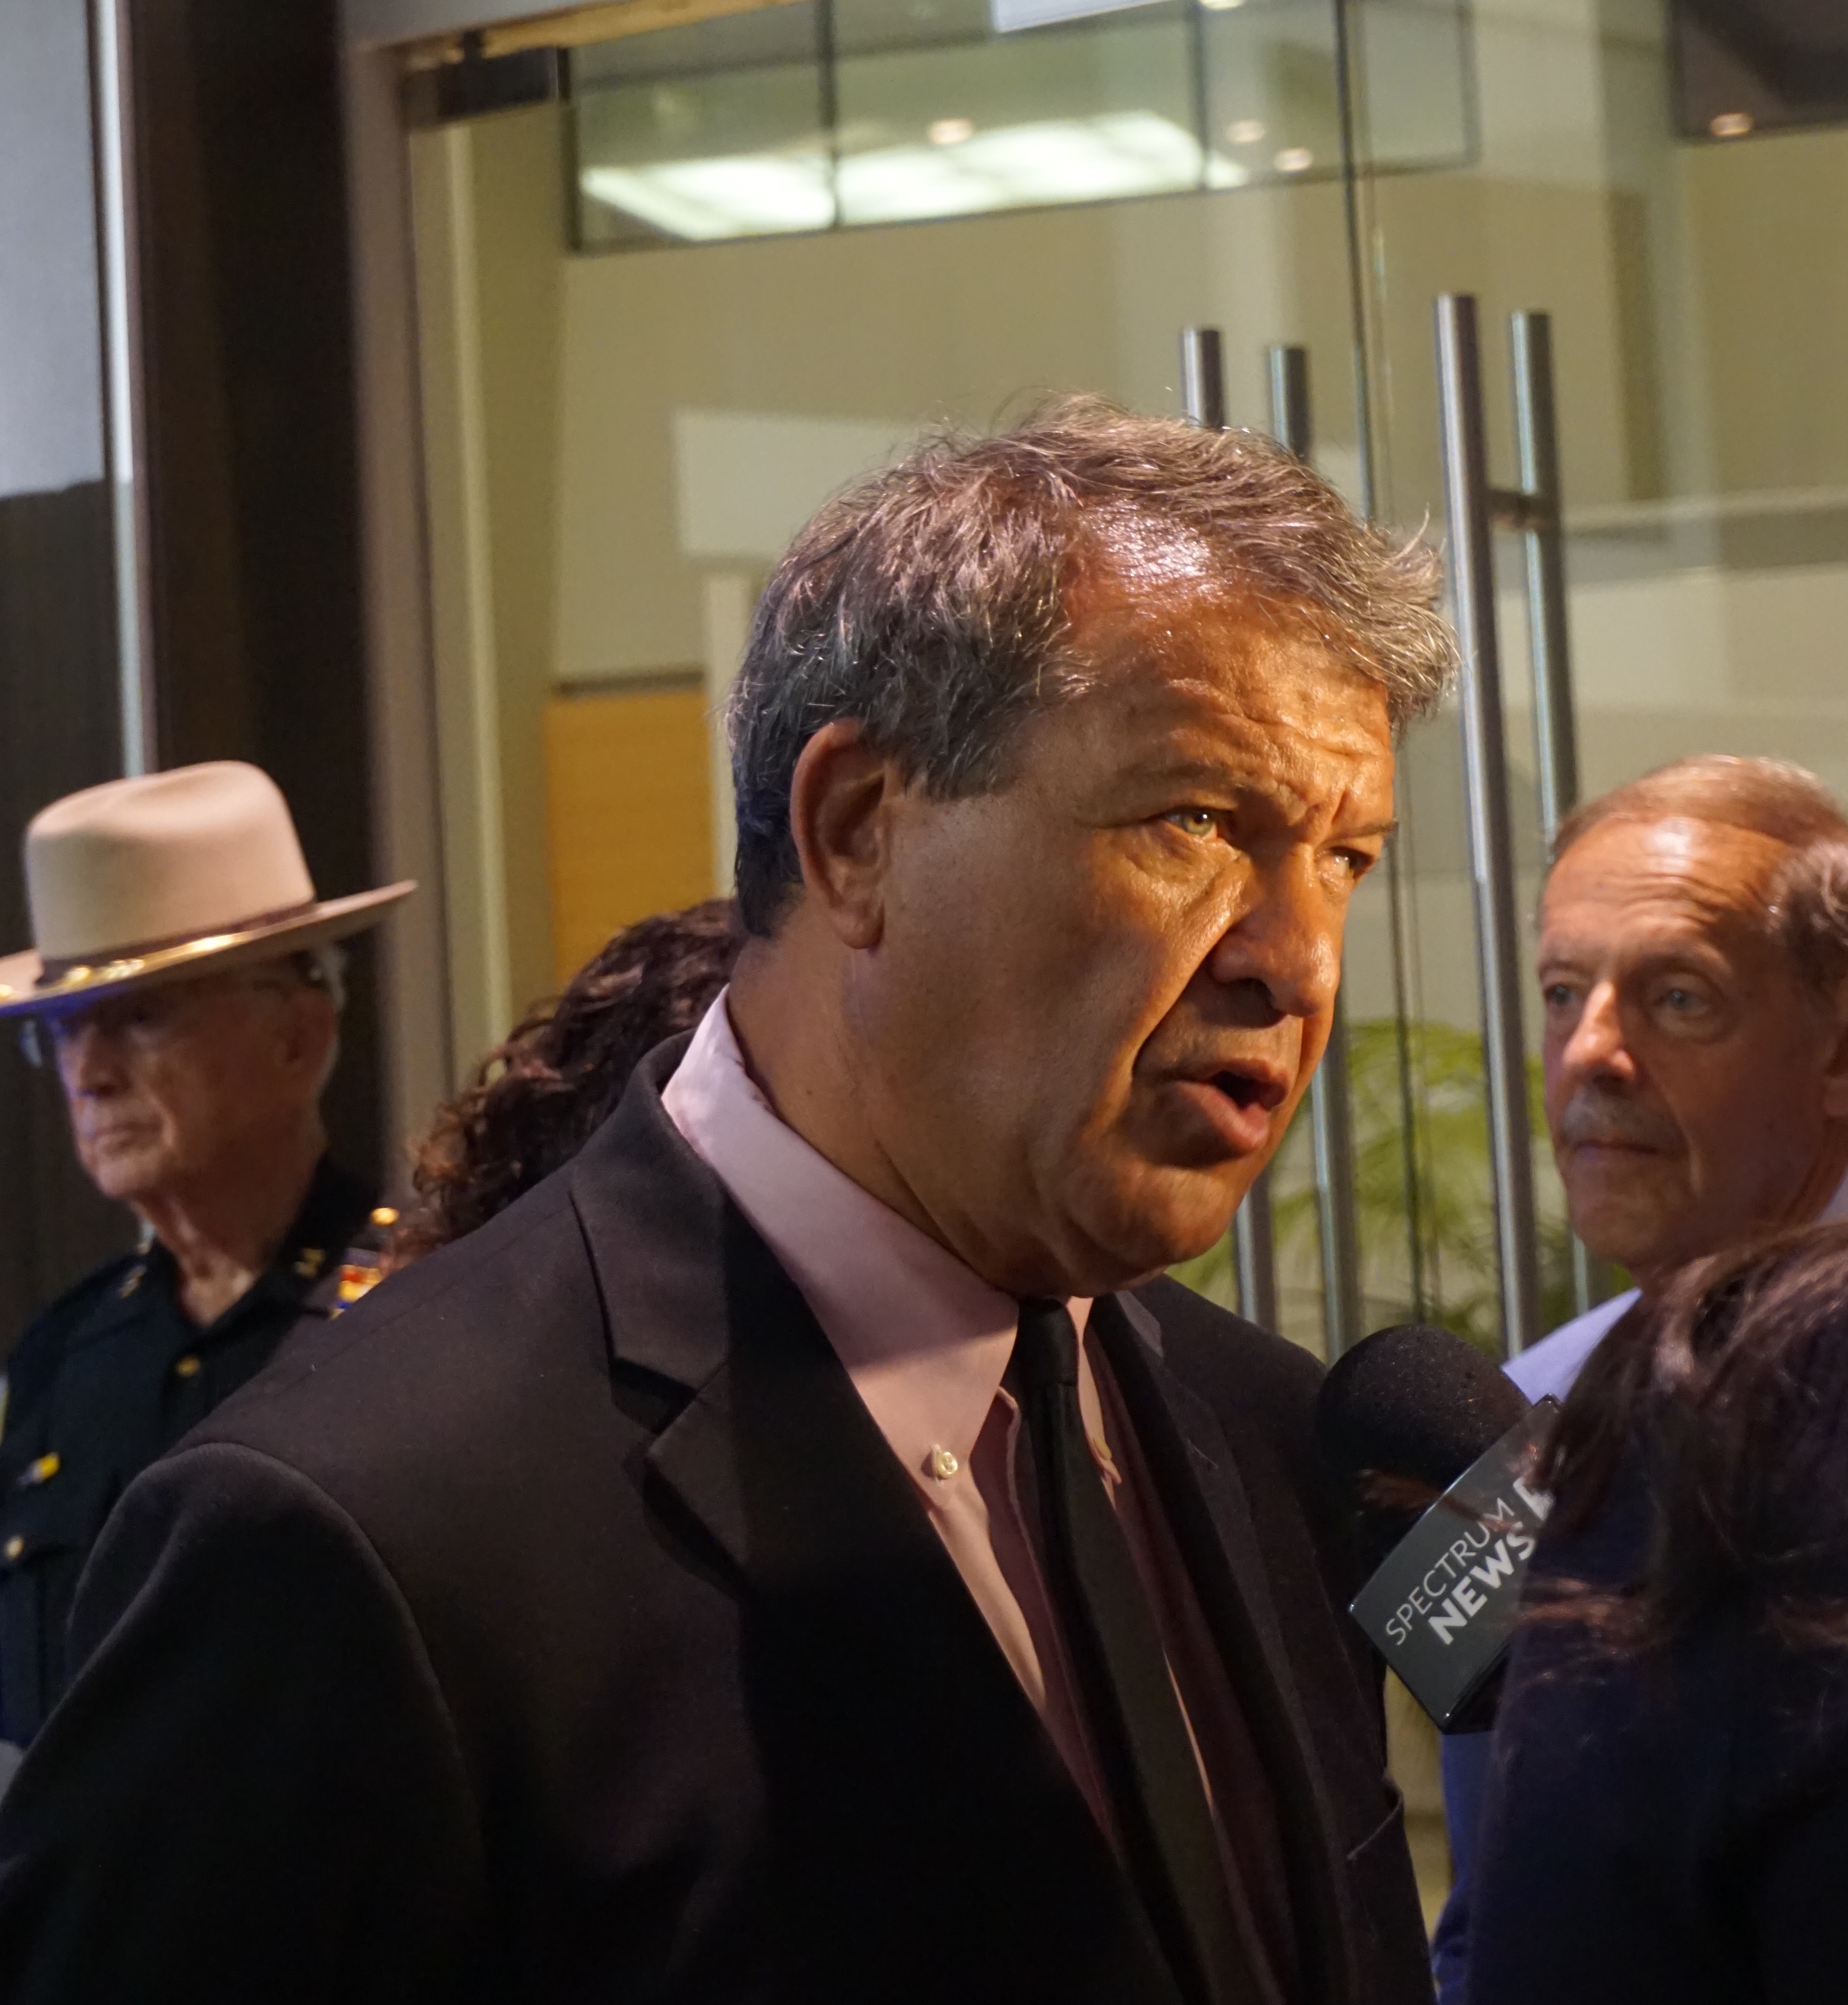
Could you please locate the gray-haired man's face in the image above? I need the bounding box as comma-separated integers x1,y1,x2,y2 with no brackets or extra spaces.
840,560,1396,1296
1538,814,1848,1293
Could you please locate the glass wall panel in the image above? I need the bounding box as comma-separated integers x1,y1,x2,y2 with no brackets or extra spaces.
575,5,830,245
573,0,1473,247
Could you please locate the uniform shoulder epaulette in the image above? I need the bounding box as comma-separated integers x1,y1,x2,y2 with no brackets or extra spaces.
303,1204,398,1319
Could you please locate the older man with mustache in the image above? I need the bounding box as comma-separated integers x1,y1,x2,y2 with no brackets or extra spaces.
1432,752,1848,2002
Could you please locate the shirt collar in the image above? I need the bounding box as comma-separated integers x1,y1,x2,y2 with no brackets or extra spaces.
661,991,1091,1490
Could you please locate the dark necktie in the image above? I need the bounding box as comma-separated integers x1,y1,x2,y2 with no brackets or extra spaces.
1013,1297,1258,2005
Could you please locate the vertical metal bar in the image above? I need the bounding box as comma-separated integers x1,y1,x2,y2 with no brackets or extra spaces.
1310,1012,1365,1354
1435,295,1542,1357
1180,327,1226,433
1509,313,1578,845
1267,345,1364,1354
1183,325,1277,1332
1509,310,1599,1320
91,0,155,775
1233,1183,1279,1334
1267,344,1312,460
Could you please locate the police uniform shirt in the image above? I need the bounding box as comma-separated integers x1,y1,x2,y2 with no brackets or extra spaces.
0,1158,387,1745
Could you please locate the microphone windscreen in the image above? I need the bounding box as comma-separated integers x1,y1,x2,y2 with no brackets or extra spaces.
1317,1322,1530,1506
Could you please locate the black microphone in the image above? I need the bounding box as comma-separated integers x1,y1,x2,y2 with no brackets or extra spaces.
1317,1323,1560,1732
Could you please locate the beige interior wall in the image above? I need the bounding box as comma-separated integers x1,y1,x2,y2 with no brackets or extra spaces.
552,180,1357,687
1682,127,1848,496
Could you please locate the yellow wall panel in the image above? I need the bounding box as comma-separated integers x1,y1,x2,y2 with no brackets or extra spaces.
543,681,714,991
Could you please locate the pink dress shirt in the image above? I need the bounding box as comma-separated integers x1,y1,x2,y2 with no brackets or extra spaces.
661,994,1297,1991
662,990,1116,1821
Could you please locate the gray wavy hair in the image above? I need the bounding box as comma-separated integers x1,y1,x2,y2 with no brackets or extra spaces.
726,394,1457,936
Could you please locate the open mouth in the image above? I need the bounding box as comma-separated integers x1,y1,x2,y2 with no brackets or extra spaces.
1209,1066,1287,1112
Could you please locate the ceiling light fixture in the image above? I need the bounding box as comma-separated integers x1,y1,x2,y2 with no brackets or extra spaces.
1709,111,1753,138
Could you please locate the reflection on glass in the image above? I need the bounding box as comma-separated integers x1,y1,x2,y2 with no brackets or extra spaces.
834,15,1196,225
574,0,1473,249
576,6,830,247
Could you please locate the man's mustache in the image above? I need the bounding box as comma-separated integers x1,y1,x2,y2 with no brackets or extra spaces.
1556,1088,1681,1152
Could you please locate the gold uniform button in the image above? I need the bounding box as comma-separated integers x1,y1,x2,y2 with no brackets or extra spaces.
3,1536,22,1563
174,1354,202,1380
292,1247,326,1279
370,1205,399,1228
24,1453,59,1487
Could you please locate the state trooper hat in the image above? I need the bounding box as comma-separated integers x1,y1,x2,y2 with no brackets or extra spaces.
0,762,413,1019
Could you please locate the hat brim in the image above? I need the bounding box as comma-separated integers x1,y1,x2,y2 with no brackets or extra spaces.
0,882,416,1020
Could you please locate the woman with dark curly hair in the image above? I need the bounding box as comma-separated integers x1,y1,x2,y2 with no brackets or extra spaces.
1467,1220,1848,2004
390,899,740,1265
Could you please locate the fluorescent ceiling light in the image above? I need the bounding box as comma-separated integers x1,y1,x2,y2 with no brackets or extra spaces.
839,111,1202,223
581,155,832,240
583,112,1255,243
991,0,1161,27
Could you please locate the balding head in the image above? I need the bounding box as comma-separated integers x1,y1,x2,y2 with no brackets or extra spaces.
1538,757,1848,1294
1552,754,1848,862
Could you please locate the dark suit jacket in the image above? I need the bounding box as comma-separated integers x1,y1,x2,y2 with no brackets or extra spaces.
0,1047,1430,2005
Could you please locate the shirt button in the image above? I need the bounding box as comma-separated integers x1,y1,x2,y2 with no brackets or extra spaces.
174,1354,202,1380
926,1444,961,1481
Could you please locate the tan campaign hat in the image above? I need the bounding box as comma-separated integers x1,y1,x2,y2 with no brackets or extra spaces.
0,762,414,1019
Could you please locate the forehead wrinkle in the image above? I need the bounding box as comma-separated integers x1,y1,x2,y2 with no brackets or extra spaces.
1541,842,1805,996
1550,818,1790,934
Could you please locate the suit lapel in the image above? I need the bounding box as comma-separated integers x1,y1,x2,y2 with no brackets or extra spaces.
1094,1293,1360,2005
568,1052,1182,2001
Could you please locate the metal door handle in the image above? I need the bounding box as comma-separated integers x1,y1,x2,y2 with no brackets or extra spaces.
1508,313,1579,845
1179,330,1365,1350
1268,344,1363,1357
1181,325,1277,1335
1434,295,1545,1356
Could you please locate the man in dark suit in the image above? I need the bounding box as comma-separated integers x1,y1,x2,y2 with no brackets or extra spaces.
0,400,1456,2003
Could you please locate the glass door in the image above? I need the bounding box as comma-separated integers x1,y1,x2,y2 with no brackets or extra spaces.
1349,0,1848,1353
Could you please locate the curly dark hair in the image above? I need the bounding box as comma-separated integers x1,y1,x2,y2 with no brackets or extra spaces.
390,900,741,1266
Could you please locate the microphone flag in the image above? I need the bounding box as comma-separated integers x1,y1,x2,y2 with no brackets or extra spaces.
1347,1398,1561,1731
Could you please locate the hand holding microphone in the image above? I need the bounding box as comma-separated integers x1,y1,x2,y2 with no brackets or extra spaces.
1316,1324,1559,1732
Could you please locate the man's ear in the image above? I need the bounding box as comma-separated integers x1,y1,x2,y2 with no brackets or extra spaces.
786,720,905,951
280,986,340,1088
